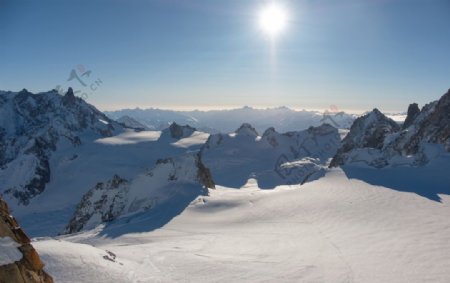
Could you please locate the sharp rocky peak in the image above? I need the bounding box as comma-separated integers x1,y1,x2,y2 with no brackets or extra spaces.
403,103,421,129
163,122,196,139
330,88,450,168
330,108,400,167
235,123,259,137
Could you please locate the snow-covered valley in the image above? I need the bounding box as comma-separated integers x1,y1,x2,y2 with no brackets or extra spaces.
34,165,450,283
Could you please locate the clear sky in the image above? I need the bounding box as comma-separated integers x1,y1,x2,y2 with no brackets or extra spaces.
1,0,449,112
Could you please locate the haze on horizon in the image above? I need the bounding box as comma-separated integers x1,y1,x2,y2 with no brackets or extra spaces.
1,0,449,113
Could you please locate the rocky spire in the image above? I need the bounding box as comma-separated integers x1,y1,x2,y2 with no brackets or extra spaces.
62,87,76,105
403,103,420,129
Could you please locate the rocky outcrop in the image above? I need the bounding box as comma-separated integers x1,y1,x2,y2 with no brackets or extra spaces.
64,175,130,234
159,123,196,140
196,156,216,189
400,89,450,154
0,197,53,283
403,103,420,129
235,123,259,137
330,109,400,167
64,154,214,234
331,89,450,168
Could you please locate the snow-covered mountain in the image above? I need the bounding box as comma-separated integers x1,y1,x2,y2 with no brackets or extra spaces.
60,122,341,234
331,89,450,168
106,106,356,133
1,88,345,237
64,154,214,234
201,123,340,188
0,88,121,206
115,115,149,131
0,89,212,236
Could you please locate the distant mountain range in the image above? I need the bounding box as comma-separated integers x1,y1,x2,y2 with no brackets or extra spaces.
105,106,357,133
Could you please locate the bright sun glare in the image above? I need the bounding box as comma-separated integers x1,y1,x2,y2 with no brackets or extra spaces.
258,3,288,38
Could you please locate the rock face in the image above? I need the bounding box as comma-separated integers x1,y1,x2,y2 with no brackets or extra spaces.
0,89,122,206
234,123,259,137
159,123,196,140
399,89,450,154
331,89,450,168
330,109,400,167
64,175,130,234
64,153,214,234
0,197,53,283
403,103,420,129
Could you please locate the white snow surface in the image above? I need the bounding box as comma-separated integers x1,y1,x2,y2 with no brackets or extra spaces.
0,236,22,265
171,131,210,148
34,167,450,283
95,130,161,145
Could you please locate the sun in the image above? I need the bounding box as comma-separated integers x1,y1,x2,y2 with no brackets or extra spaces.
258,3,288,38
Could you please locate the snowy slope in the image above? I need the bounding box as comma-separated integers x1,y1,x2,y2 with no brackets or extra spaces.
116,115,149,131
10,125,210,237
33,160,450,283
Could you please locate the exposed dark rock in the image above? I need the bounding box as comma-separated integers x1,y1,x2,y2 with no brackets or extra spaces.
330,108,400,167
62,87,76,106
331,89,450,168
64,175,129,234
0,197,53,283
262,127,279,147
403,103,420,129
235,123,259,137
196,155,216,190
403,89,450,153
162,123,196,139
64,154,214,234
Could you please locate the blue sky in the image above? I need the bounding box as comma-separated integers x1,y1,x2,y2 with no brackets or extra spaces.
1,0,449,112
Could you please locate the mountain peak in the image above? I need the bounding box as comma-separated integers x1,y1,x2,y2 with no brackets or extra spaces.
161,122,196,139
18,88,30,95
66,87,74,97
63,87,77,105
235,123,259,137
403,103,420,129
372,108,381,113
330,108,400,167
262,127,277,137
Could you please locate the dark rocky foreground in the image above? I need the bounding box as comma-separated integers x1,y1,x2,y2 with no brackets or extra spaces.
0,197,53,283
